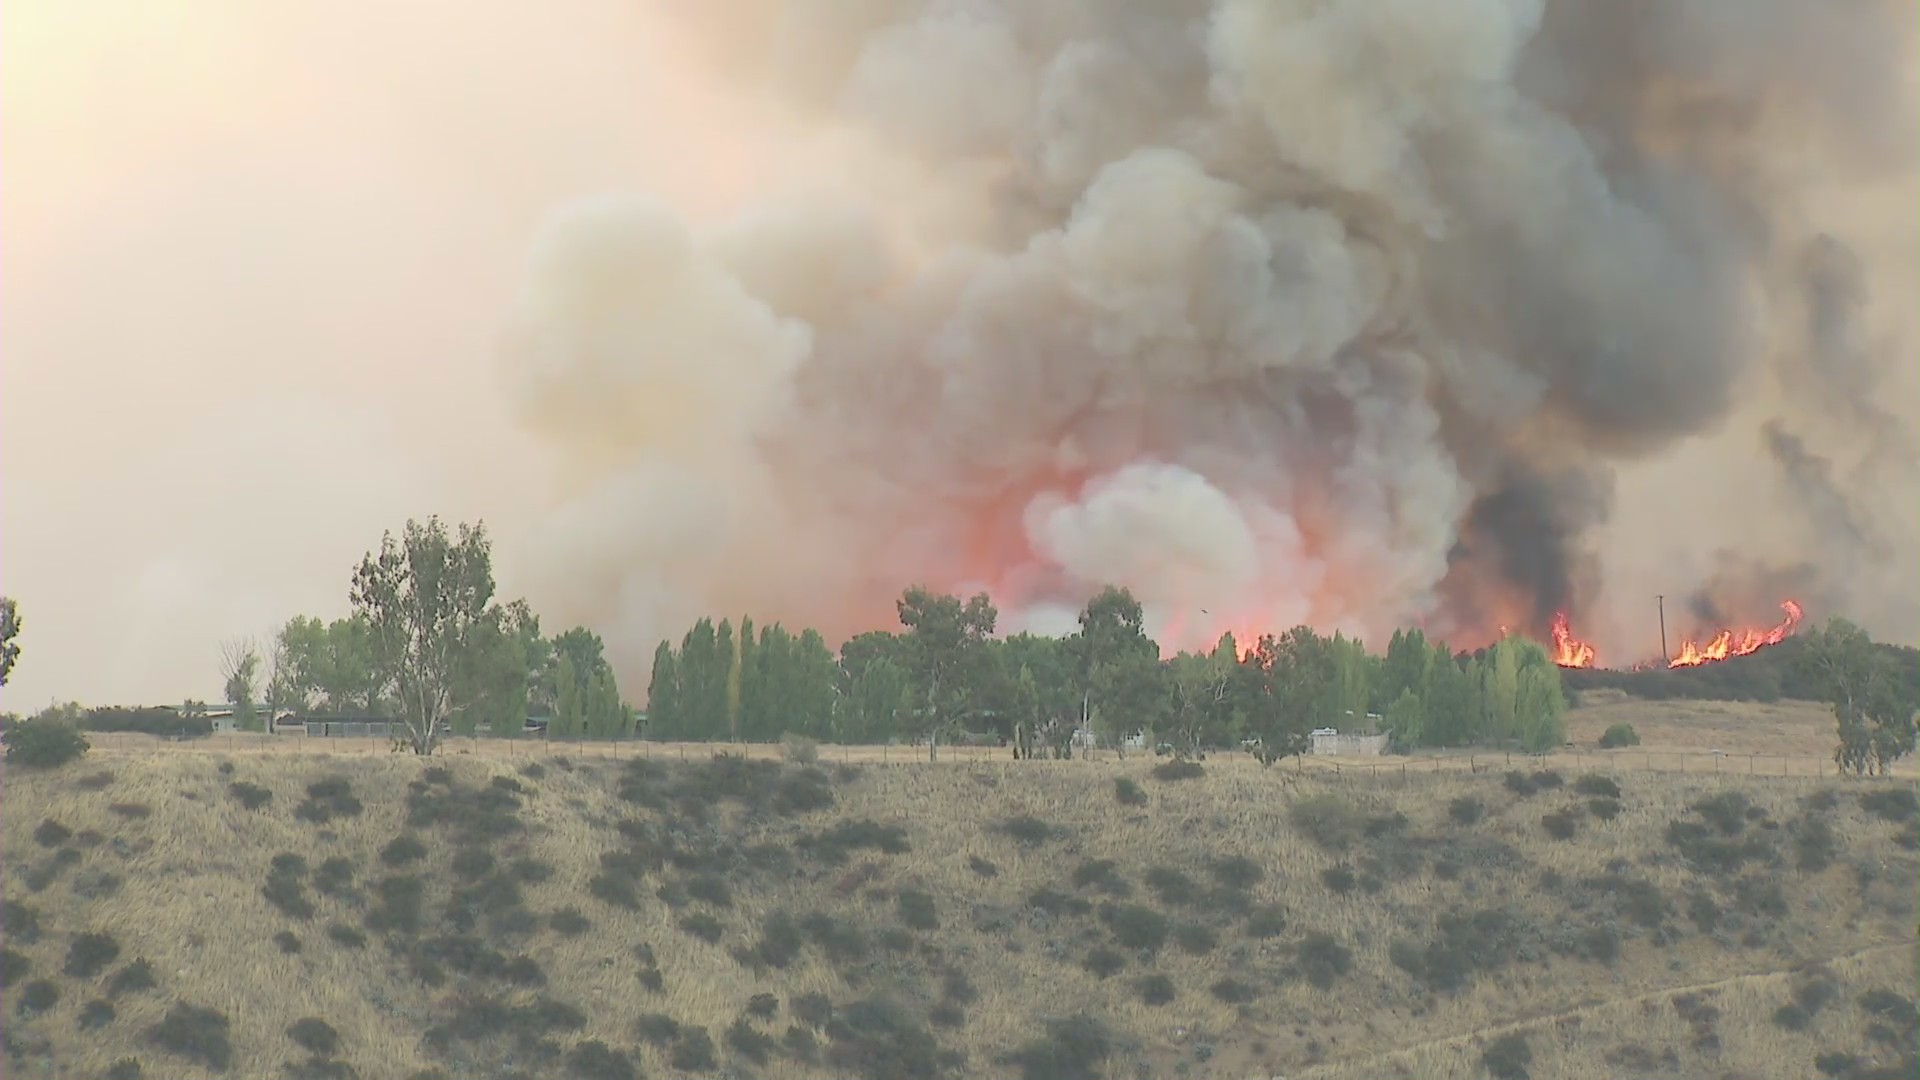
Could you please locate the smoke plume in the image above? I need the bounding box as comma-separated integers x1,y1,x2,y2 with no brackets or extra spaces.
500,0,1919,679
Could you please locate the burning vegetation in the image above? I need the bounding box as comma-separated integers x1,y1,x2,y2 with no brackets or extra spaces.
1550,601,1806,672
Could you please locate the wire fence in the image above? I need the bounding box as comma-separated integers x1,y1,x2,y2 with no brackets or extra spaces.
79,731,1912,780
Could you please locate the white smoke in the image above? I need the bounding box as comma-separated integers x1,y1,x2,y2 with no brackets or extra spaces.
500,0,1919,683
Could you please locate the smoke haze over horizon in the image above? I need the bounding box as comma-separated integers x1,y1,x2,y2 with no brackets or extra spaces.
5,0,1917,709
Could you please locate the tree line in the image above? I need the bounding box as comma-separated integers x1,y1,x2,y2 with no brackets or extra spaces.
200,518,636,751
1,515,1910,773
647,583,1576,759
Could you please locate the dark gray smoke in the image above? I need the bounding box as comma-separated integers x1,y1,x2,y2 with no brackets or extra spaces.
500,0,1919,676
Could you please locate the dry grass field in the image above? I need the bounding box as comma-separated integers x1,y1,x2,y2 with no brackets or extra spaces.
1564,690,1856,759
2,743,1915,1080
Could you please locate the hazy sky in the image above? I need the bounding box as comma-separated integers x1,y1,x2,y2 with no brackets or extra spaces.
5,2,1914,712
0,1,793,709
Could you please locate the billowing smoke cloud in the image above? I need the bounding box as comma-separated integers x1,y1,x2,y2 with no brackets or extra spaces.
500,0,1919,681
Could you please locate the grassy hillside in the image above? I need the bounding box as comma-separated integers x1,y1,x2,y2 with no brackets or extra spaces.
1563,691,1845,758
2,751,1914,1080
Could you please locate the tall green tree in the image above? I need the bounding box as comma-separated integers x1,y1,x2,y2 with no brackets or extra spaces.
1508,637,1567,752
1481,638,1521,743
1321,632,1374,730
1232,627,1326,762
220,638,263,731
1074,586,1160,750
350,517,502,755
1167,639,1236,754
840,653,913,744
645,641,682,738
1090,645,1169,754
1384,688,1424,748
669,619,729,740
790,628,841,740
1,597,22,687
1796,618,1918,776
894,586,998,759
453,599,543,737
546,625,626,739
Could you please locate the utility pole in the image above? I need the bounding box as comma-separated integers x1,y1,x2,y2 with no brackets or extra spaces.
1656,595,1668,661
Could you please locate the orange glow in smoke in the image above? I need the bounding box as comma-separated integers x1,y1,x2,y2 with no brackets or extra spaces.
1668,600,1804,668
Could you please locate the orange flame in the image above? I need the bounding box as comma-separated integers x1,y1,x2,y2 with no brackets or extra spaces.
1668,600,1804,668
1549,612,1597,669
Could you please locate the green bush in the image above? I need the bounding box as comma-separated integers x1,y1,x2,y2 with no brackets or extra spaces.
1599,723,1640,749
636,1013,681,1046
1290,795,1364,850
1174,923,1217,955
147,1003,233,1071
1071,859,1130,897
17,979,58,1015
1321,865,1357,894
997,815,1056,845
1244,904,1287,939
780,733,820,764
380,835,429,867
669,1027,718,1071
1210,977,1256,1003
967,855,999,878
1573,774,1621,799
64,931,121,978
106,1060,143,1080
1588,798,1622,821
82,707,212,739
727,1017,777,1064
1101,904,1169,953
33,819,71,847
1000,1015,1113,1080
1208,855,1263,891
1449,796,1486,825
313,857,356,898
2,719,89,768
287,1018,340,1055
566,1040,638,1080
1134,974,1176,1005
2,900,41,945
296,778,363,824
79,999,116,1030
262,869,316,921
228,781,273,810
451,848,495,880
1542,810,1580,840
1860,788,1918,823
1482,1033,1532,1080
1150,759,1204,781
1114,777,1148,806
1144,866,1199,905
783,1024,820,1061
0,949,29,986
108,959,158,997
1297,933,1353,989
790,992,832,1029
366,875,425,934
897,889,939,931
1083,947,1125,978
679,913,724,944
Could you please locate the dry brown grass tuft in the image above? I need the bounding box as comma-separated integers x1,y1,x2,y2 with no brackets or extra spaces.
1,747,1913,1079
